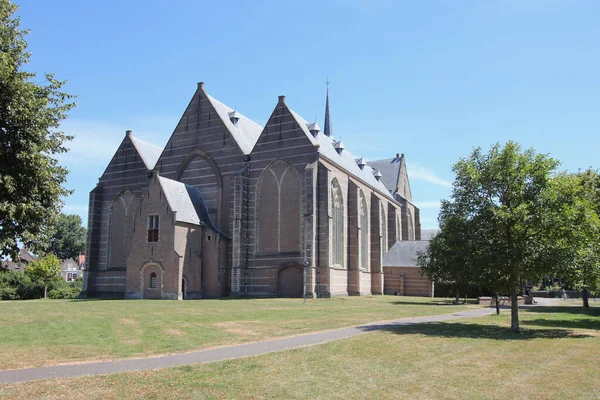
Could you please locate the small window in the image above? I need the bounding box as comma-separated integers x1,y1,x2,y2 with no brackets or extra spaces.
150,272,157,289
148,215,159,242
67,273,72,281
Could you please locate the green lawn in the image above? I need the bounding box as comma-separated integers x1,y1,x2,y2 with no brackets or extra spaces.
1,304,598,399
0,296,472,370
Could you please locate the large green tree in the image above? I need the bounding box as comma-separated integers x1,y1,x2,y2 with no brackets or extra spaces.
428,142,599,332
0,0,75,259
48,213,86,261
25,253,61,298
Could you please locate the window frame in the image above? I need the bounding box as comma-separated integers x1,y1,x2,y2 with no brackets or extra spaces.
147,215,160,243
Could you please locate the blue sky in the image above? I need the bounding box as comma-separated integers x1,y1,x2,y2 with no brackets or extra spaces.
16,0,600,229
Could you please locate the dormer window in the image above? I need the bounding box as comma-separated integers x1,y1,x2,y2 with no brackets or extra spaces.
228,110,240,127
334,140,345,155
374,169,383,181
357,157,366,170
307,121,320,137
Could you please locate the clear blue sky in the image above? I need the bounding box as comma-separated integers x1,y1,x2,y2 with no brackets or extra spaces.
16,0,600,229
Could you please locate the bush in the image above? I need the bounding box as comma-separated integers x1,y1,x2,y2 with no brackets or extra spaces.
47,278,82,299
0,270,43,300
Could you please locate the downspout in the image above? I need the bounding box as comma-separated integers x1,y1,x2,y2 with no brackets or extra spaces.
244,155,250,296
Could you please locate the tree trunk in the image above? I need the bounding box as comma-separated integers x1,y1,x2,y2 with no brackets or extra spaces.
464,293,467,304
495,293,500,315
510,282,520,332
44,285,47,299
582,288,589,308
454,291,460,305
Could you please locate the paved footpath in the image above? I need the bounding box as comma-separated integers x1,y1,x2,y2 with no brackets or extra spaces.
0,307,497,385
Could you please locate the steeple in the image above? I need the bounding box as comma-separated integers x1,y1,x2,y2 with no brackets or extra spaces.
324,79,332,138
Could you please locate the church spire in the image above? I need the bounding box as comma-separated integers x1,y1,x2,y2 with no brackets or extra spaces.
324,79,332,138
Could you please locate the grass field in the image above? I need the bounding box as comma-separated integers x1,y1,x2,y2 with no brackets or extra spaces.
0,303,598,399
0,296,473,370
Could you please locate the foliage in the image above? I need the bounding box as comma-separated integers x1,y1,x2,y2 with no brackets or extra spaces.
47,277,82,299
25,254,61,298
420,141,600,331
0,0,76,259
0,269,81,300
48,214,86,260
0,270,42,299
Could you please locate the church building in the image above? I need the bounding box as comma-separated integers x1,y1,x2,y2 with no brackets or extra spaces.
84,82,432,299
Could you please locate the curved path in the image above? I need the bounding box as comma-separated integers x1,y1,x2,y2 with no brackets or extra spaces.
0,307,498,385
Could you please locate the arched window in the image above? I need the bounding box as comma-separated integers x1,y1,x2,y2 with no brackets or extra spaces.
396,212,402,241
257,160,301,254
359,191,369,270
408,208,415,240
108,191,137,269
331,179,344,266
149,272,157,289
380,205,387,253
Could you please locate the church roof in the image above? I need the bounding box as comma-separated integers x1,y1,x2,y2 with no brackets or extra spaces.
157,176,229,238
158,176,202,225
314,129,396,201
383,240,430,267
367,156,402,194
205,94,263,155
130,135,163,170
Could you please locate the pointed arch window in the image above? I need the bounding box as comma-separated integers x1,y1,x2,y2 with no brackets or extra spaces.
108,191,137,269
359,191,369,270
408,208,415,240
331,179,344,266
380,205,387,253
257,160,301,254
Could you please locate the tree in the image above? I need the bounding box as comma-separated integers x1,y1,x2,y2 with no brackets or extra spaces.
433,141,596,332
25,254,61,298
0,0,76,259
418,202,481,305
48,214,86,260
555,170,600,308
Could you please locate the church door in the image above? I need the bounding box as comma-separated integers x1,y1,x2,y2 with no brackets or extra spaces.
278,265,303,298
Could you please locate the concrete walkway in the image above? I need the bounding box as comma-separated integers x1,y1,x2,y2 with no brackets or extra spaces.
0,307,497,385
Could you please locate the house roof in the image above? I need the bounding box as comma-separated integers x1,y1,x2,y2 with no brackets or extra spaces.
205,94,263,155
130,135,163,170
18,248,36,263
383,240,430,267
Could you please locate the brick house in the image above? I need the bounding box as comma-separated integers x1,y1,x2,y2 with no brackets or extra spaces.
84,82,432,299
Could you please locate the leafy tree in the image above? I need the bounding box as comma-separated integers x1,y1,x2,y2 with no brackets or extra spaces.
25,253,61,298
418,202,481,304
48,214,86,260
432,142,598,332
555,170,600,308
0,0,75,259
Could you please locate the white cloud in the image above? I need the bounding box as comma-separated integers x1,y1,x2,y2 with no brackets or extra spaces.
407,164,453,187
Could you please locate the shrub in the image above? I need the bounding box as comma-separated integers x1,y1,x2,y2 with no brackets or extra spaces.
0,270,43,300
47,278,82,299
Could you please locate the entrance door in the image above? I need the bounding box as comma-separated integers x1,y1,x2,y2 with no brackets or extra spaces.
278,265,303,298
181,278,186,300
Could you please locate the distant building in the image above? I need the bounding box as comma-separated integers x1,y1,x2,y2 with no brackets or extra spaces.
61,259,81,282
85,82,432,299
1,248,37,272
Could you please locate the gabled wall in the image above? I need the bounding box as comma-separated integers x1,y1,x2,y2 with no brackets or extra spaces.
86,132,153,297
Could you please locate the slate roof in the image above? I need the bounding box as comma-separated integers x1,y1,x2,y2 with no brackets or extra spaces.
420,228,440,240
18,248,36,263
383,240,430,267
367,157,402,194
206,94,263,155
286,104,396,201
130,135,163,170
157,176,228,238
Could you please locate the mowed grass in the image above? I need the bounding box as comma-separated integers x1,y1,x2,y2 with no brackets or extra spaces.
0,296,472,370
1,304,598,399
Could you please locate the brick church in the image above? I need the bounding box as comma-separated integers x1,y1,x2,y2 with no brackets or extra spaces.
83,82,433,299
